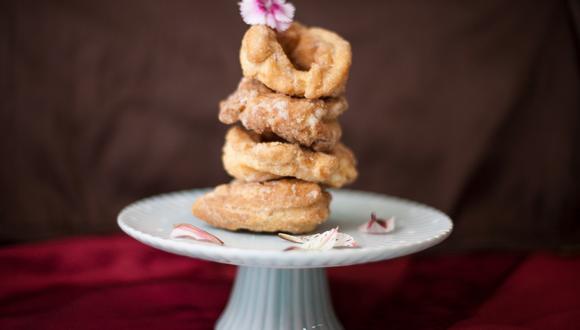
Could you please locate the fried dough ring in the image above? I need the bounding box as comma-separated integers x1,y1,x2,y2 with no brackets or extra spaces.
192,179,331,233
222,126,358,188
219,78,346,152
240,22,352,99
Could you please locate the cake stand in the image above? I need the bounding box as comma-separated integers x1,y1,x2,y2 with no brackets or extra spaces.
118,189,452,330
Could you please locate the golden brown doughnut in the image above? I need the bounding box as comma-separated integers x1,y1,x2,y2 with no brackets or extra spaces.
191,179,331,234
222,126,358,188
219,78,346,152
240,22,352,99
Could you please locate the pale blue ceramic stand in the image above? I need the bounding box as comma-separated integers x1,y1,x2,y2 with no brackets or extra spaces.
217,267,340,329
118,189,452,330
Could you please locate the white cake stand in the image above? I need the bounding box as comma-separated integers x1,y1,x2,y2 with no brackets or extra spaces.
118,189,452,330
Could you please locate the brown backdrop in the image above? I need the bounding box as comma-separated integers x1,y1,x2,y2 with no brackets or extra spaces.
1,0,579,250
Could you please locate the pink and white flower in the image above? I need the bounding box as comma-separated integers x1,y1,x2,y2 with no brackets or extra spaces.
239,0,296,32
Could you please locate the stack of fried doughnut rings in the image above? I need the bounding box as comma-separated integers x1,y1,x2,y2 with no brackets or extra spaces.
192,22,357,234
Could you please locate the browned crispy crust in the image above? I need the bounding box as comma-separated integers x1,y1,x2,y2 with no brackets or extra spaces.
219,78,346,152
222,126,358,188
240,22,352,99
191,179,331,233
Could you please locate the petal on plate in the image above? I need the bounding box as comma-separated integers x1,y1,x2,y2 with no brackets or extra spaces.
335,232,359,248
359,212,396,234
280,227,359,251
279,229,333,245
278,232,305,243
301,227,338,250
170,224,224,245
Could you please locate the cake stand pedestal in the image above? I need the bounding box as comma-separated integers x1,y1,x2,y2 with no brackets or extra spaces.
118,189,452,330
217,267,339,330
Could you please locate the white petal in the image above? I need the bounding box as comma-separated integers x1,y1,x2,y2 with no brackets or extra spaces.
275,20,292,32
302,227,338,250
265,13,277,30
279,227,359,250
278,232,304,243
279,1,296,18
335,233,359,248
239,0,267,25
273,2,295,22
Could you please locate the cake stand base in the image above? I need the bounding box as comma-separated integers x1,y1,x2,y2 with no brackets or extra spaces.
216,267,342,330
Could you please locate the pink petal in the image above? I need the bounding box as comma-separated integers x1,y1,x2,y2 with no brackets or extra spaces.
170,224,224,245
359,213,396,234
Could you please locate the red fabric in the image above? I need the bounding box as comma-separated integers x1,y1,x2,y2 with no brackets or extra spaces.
0,236,578,330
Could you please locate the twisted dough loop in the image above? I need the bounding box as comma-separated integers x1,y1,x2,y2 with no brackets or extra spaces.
192,179,331,234
240,22,352,99
219,78,346,152
222,126,358,188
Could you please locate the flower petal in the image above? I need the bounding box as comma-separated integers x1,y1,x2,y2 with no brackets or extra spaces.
280,227,359,250
170,224,224,245
239,0,267,25
358,213,396,234
278,232,305,243
302,227,338,250
277,1,296,20
335,232,359,248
